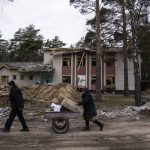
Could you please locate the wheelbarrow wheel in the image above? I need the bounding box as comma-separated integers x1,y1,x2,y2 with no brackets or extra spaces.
52,118,69,134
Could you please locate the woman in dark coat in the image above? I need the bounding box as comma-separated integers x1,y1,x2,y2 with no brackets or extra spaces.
78,87,104,131
1,80,29,132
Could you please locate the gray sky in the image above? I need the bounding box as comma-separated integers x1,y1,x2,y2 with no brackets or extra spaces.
0,0,93,47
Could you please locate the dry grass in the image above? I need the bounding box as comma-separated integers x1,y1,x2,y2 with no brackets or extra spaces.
94,94,135,108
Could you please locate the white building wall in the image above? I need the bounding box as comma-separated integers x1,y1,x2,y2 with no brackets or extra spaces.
115,54,124,90
43,51,53,64
0,68,20,87
115,54,135,90
21,73,41,87
53,55,62,83
0,68,41,88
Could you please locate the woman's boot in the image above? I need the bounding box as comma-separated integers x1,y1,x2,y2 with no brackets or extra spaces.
93,120,104,131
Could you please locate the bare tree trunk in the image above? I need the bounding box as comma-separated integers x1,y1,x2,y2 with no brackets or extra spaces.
129,4,142,106
95,0,102,101
122,0,129,97
133,55,141,106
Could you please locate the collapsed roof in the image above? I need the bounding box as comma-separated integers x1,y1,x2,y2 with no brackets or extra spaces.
0,62,54,73
43,47,122,55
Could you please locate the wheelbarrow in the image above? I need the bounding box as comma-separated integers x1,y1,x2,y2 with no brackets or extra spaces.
44,111,81,134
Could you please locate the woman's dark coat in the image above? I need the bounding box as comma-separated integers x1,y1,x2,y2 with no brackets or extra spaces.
78,90,97,120
9,86,24,109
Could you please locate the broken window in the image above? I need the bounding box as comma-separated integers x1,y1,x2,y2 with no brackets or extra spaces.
63,57,71,66
1,76,9,83
91,76,96,85
20,75,24,80
62,76,71,84
91,56,96,66
106,76,115,87
77,57,85,67
13,75,17,80
105,57,115,67
29,75,33,80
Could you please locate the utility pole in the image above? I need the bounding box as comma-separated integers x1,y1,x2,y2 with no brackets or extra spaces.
95,0,102,102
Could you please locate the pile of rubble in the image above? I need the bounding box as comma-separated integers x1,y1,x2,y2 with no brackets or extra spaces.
0,107,9,118
22,83,78,104
0,88,9,96
98,101,150,120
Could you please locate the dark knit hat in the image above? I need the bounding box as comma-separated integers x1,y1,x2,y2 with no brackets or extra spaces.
8,80,16,86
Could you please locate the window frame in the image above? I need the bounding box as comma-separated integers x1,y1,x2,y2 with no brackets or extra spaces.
77,56,85,67
106,76,115,86
91,56,96,66
62,76,71,84
63,57,71,67
20,75,24,80
29,75,33,80
91,76,96,85
13,75,17,80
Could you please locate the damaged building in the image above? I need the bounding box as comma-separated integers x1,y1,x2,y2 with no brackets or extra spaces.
0,62,54,88
0,47,140,93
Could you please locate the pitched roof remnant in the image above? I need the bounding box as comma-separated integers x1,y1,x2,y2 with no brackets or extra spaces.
0,62,53,72
44,48,95,55
0,64,11,69
19,64,53,72
43,47,121,55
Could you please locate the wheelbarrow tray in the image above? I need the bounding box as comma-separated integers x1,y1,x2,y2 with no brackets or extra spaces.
44,111,81,119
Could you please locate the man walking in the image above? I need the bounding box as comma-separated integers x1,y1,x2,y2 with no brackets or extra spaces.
1,80,29,132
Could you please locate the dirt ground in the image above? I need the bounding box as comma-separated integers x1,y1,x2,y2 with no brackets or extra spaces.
0,101,150,150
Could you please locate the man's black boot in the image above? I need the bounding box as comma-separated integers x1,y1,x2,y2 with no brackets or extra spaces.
20,128,29,132
0,128,10,132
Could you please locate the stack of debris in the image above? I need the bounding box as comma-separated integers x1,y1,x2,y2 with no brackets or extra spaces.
0,107,9,118
97,107,138,119
140,101,150,116
22,83,77,103
0,88,9,96
98,102,150,120
22,83,82,113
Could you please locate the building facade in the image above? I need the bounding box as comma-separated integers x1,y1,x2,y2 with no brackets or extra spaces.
0,47,139,92
0,62,53,88
44,48,138,92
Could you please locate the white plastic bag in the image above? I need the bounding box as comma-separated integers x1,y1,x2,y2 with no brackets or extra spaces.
50,103,62,112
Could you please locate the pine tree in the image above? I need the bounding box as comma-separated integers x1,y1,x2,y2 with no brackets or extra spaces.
0,32,9,62
44,36,66,48
70,0,102,101
126,0,150,106
9,24,43,62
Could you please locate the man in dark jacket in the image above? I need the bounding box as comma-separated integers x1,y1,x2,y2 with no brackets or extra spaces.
78,87,104,131
1,80,29,132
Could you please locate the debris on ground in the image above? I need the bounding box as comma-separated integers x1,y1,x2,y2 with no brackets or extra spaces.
0,90,9,96
98,102,150,119
0,107,9,118
22,83,78,104
22,83,82,112
61,98,81,112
